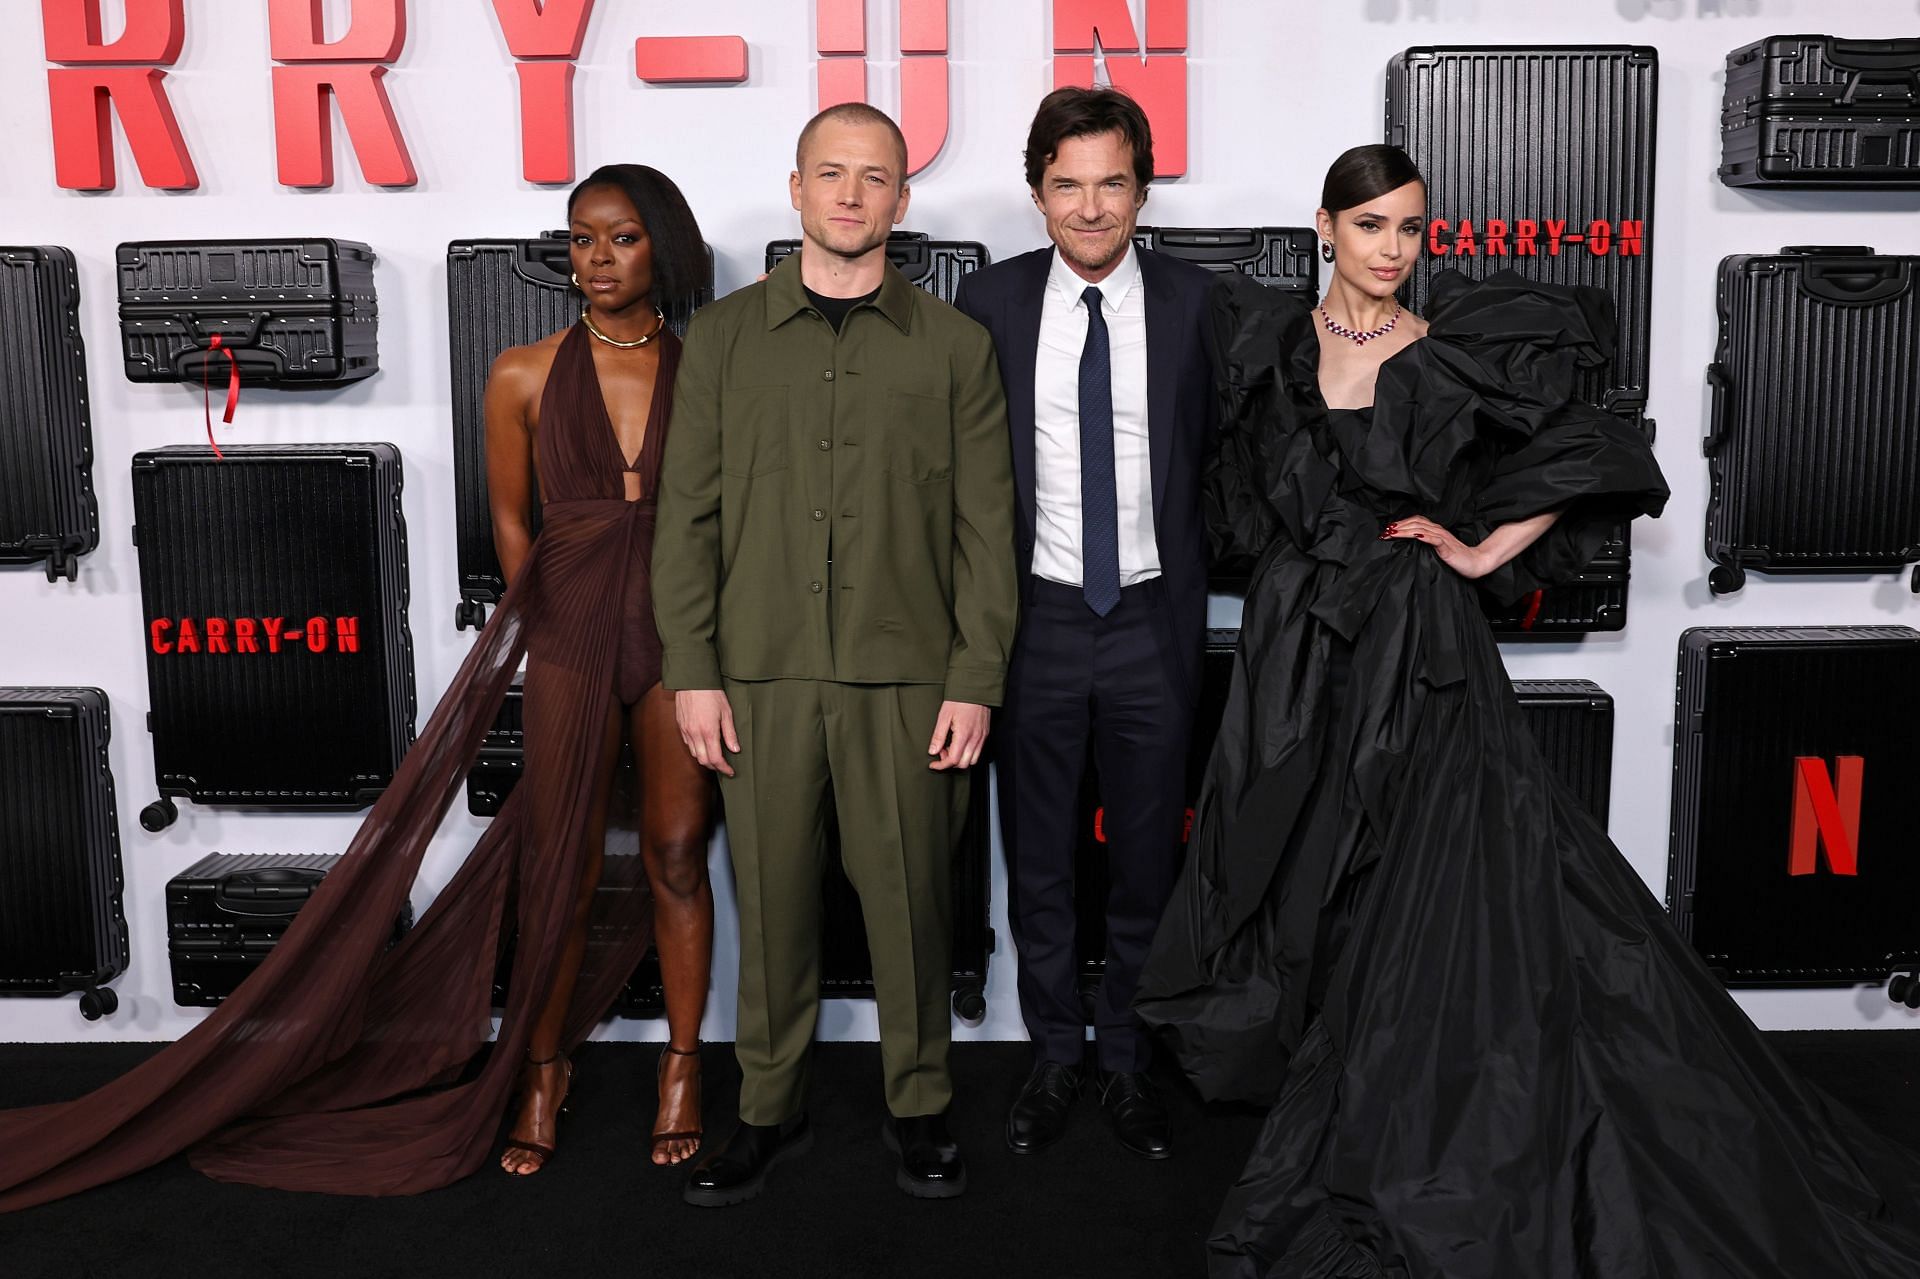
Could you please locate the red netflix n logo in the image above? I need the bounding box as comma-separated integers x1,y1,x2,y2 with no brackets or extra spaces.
1787,756,1864,877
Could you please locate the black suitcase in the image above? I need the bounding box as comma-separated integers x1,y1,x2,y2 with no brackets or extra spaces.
0,688,127,1020
765,231,986,304
1131,226,1318,293
0,247,98,582
443,232,715,630
1385,45,1659,418
1511,678,1615,826
117,239,378,386
1721,36,1920,189
1482,525,1633,636
167,852,413,1006
130,444,416,831
1667,626,1920,988
1705,246,1920,595
1072,636,1617,1007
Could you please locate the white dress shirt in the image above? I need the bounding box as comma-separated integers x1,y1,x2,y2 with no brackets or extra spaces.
1031,245,1159,590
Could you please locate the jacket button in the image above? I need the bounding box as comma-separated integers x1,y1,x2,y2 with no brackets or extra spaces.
810,581,824,593
812,509,825,521
817,438,831,450
822,369,836,381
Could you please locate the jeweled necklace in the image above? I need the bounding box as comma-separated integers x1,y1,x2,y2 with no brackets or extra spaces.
582,305,665,349
1318,302,1400,347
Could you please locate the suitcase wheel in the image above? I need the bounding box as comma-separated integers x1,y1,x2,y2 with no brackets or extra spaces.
951,985,986,1023
78,987,119,1020
42,551,77,583
455,599,488,631
1890,973,1920,1010
139,797,179,832
1708,565,1746,596
1909,564,1919,594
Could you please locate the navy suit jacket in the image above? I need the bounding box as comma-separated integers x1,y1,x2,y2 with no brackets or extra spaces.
953,246,1217,698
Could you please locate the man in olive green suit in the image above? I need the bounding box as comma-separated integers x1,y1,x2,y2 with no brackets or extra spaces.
654,103,1017,1206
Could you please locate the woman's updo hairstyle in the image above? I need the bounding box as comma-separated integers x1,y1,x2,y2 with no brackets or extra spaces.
1319,144,1425,215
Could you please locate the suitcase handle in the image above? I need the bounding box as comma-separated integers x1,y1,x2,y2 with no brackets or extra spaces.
218,866,325,911
1778,245,1876,257
1143,228,1265,261
883,231,933,275
1702,362,1730,455
1798,256,1911,306
175,311,270,349
515,232,574,288
1827,38,1920,76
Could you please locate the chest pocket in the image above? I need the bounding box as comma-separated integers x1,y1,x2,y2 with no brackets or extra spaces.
721,385,789,477
885,389,953,483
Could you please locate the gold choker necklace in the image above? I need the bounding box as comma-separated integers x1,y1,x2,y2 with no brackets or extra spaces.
582,306,665,348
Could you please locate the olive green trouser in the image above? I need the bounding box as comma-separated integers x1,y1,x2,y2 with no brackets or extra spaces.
717,677,963,1124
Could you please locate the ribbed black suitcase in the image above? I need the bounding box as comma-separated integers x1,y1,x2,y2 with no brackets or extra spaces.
1668,627,1920,988
765,231,986,304
0,688,126,1020
1705,246,1920,595
1073,638,1617,1007
117,239,378,386
444,233,714,630
1385,45,1659,418
0,247,97,582
1482,526,1633,636
1131,226,1318,293
167,852,413,1006
1721,36,1920,189
130,444,416,831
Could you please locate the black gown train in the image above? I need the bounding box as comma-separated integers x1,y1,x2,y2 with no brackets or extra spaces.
1135,271,1920,1277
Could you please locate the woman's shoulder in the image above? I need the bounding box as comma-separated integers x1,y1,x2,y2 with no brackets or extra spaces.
1420,269,1615,364
488,328,569,394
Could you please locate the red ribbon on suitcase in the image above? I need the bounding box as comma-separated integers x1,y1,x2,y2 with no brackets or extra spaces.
200,334,240,458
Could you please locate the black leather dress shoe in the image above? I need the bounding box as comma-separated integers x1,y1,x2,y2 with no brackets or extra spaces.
682,1114,812,1207
1096,1071,1171,1160
1005,1060,1081,1155
882,1112,967,1199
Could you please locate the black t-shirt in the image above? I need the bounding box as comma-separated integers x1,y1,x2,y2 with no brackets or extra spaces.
805,284,881,334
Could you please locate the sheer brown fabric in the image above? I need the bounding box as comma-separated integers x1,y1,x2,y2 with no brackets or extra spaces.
0,323,682,1208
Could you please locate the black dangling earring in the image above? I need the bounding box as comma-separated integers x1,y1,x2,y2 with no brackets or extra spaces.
1320,241,1335,264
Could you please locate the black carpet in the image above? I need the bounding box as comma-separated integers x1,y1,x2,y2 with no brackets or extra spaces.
1,1032,1917,1279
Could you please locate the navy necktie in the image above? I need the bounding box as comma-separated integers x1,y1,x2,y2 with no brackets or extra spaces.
1079,284,1121,617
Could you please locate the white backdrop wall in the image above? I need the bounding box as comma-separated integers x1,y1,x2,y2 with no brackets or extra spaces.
3,0,1918,1046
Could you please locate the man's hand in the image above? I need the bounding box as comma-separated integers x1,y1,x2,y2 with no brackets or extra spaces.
928,701,991,771
675,689,740,777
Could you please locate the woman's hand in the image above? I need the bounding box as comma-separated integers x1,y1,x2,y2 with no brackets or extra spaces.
1382,515,1491,579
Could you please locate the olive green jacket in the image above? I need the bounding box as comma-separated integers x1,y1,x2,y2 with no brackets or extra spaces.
652,256,1018,706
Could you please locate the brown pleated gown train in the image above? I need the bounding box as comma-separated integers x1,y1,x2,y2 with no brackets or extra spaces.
0,323,683,1208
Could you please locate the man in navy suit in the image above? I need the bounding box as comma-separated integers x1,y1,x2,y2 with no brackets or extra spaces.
954,87,1215,1160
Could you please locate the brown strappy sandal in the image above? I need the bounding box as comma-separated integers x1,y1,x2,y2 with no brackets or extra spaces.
501,1052,573,1176
651,1042,704,1166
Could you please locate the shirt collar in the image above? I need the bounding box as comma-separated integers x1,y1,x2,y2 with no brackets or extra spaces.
1047,242,1141,312
764,253,916,333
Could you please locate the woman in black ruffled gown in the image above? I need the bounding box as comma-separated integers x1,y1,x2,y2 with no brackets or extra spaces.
1136,145,1920,1277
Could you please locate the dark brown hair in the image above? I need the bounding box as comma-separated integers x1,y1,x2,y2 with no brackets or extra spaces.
795,103,909,184
1319,144,1425,215
569,164,707,329
1023,86,1154,190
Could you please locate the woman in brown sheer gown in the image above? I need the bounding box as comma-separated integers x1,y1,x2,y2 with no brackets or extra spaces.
0,163,715,1209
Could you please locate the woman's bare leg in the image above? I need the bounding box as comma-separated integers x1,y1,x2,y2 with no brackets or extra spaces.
631,682,716,1165
502,699,624,1175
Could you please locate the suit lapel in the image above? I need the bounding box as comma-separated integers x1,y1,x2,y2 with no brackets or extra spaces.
1141,249,1177,531
1005,251,1049,546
